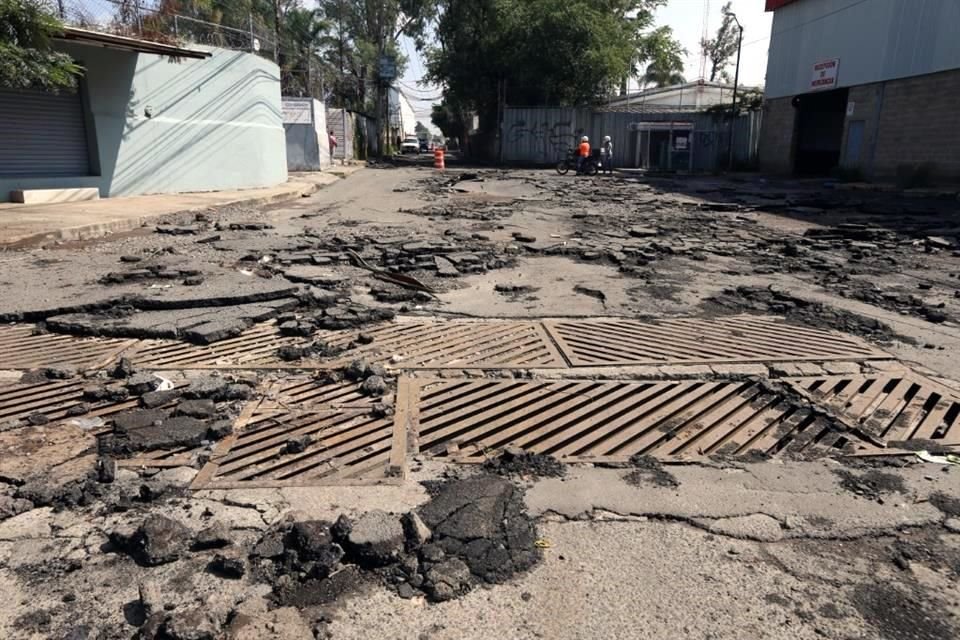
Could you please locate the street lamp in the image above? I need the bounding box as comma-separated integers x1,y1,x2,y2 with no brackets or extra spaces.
727,11,743,171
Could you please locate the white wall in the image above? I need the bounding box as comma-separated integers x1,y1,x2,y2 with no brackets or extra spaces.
765,0,960,98
388,87,418,138
0,43,286,199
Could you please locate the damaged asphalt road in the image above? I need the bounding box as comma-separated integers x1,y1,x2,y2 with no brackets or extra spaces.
2,166,960,639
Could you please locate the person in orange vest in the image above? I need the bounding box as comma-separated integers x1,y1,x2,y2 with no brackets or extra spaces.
577,135,590,174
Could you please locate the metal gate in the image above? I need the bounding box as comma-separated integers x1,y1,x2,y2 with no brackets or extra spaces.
0,87,91,177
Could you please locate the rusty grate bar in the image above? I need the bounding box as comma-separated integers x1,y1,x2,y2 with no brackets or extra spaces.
0,324,133,371
789,371,960,446
323,320,567,369
408,377,878,463
124,322,310,370
0,378,139,427
543,316,888,366
117,446,202,469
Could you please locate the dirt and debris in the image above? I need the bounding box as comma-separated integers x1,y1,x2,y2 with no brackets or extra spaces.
706,285,902,342
835,468,908,501
482,447,565,478
851,583,955,640
624,455,680,488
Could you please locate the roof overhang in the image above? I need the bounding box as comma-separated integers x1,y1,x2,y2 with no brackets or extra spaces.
55,26,211,60
765,0,803,10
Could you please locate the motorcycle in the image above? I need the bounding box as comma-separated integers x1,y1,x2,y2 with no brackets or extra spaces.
556,148,598,176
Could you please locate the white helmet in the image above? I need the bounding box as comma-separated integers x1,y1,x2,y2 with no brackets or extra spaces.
581,135,589,142
603,136,611,142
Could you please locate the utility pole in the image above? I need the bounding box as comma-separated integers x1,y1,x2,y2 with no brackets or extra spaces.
273,0,281,65
727,12,743,171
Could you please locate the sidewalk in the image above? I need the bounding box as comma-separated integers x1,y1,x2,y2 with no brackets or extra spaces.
0,167,362,248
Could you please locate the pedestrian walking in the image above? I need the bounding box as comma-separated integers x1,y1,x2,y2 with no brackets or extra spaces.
601,135,614,174
328,130,338,165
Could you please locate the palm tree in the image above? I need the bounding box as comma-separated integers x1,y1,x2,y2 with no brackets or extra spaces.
281,7,329,97
642,61,685,88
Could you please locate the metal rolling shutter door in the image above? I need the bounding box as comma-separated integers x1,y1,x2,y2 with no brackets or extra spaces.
0,88,91,177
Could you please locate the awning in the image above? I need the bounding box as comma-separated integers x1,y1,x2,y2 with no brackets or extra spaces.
55,26,211,60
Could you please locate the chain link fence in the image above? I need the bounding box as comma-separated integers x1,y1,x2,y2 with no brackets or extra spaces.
37,0,278,60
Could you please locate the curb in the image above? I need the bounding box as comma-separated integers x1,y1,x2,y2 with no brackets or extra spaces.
0,180,324,250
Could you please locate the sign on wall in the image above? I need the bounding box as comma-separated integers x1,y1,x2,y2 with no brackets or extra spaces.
282,100,313,124
811,58,840,91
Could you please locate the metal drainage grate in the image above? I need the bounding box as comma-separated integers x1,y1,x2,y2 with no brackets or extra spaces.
0,378,139,427
192,404,402,489
543,316,888,367
405,377,876,463
0,325,133,371
790,371,960,446
325,320,567,369
255,377,377,412
124,322,308,370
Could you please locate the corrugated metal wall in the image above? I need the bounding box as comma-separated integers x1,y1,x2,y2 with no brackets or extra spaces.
502,108,761,171
765,0,960,98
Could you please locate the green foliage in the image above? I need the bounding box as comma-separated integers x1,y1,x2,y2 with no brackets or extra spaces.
700,1,739,83
415,120,429,136
0,0,82,91
705,86,763,114
428,0,677,132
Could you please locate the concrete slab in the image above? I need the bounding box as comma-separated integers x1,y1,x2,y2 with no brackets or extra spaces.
10,188,99,204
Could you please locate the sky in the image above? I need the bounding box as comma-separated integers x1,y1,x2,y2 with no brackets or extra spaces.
398,0,774,130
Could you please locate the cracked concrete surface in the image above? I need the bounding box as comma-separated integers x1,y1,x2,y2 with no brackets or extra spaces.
526,461,960,540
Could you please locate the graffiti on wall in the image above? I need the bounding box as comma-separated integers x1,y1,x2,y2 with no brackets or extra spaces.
507,118,586,159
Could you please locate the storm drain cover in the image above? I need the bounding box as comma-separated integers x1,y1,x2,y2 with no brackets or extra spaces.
325,320,568,369
124,322,307,369
543,316,888,366
0,324,133,370
255,376,377,412
0,378,139,427
789,371,960,446
192,394,401,489
402,377,879,463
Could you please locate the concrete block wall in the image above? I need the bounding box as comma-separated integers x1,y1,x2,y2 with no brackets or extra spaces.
757,97,797,175
869,68,960,181
761,67,960,181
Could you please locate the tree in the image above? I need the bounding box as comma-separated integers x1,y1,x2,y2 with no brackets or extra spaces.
642,62,684,88
427,0,681,135
414,120,429,136
0,0,82,91
700,1,739,83
279,5,328,97
639,26,685,87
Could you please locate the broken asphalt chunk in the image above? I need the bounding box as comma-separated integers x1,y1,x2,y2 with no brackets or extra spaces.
112,515,190,566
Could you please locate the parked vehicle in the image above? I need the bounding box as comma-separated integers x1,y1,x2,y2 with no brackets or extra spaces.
419,139,430,153
556,148,598,175
400,137,420,154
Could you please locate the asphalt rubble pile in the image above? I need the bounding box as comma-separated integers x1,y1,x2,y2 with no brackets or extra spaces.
68,474,543,640
251,474,540,610
706,285,900,342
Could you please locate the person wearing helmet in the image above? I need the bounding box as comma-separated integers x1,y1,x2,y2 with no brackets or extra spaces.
577,135,590,174
600,135,614,174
